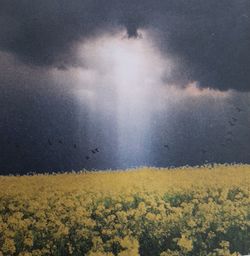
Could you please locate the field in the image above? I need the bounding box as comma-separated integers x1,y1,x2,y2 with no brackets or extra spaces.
0,165,250,256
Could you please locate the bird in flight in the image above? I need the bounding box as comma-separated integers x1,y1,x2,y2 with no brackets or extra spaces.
164,144,169,149
91,148,100,154
85,156,90,160
58,140,63,144
73,144,77,149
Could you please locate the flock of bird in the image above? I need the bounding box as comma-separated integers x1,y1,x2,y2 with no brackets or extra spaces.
219,106,243,148
203,105,243,155
162,105,245,158
47,138,100,161
7,104,247,165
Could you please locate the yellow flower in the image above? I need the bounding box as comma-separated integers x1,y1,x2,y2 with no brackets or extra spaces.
0,164,249,255
145,212,157,221
19,252,33,256
119,236,140,255
177,235,193,252
2,238,16,254
24,236,33,247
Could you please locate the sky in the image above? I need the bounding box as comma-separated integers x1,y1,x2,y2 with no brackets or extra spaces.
0,0,250,174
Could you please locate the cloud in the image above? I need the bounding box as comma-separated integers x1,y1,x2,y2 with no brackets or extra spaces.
183,82,231,98
0,0,249,91
0,32,250,172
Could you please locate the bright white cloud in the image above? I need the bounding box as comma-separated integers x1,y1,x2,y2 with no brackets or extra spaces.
49,30,234,166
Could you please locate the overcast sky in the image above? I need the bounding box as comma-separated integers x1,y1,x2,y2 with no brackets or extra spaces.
0,0,250,174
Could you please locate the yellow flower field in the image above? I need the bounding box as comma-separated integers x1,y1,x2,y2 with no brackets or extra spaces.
0,164,250,256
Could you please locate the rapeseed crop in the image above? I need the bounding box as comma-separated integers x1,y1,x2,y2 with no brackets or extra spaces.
0,164,249,255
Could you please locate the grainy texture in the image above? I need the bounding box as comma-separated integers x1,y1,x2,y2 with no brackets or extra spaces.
0,165,249,255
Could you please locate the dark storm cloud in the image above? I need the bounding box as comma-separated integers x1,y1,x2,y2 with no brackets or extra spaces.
0,52,119,173
0,0,249,90
156,0,250,91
